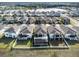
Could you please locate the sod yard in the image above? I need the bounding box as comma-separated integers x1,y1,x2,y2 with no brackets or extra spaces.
0,39,79,57
13,39,33,48
0,46,79,57
0,33,79,57
0,39,79,56
0,36,15,53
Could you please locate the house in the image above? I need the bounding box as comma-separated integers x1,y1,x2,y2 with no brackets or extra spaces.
3,10,10,15
35,17,46,24
4,16,14,21
17,17,28,24
69,10,79,17
0,24,20,38
26,17,36,24
35,9,46,16
60,25,77,40
15,17,28,24
9,10,16,16
35,12,45,16
15,10,24,17
47,24,64,46
60,17,70,25
51,17,61,24
17,24,34,40
45,17,52,24
27,10,35,16
0,10,3,14
4,16,15,24
33,24,48,46
3,26,16,38
50,11,60,17
72,26,79,40
47,24,63,41
46,11,60,17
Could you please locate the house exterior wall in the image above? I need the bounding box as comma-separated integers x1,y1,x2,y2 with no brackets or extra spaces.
33,35,48,46
17,34,32,40
49,34,63,40
34,36,48,41
65,34,77,40
4,32,16,38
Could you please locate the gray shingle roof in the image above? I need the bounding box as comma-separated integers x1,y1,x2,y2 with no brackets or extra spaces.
60,25,76,34
47,25,62,34
27,17,36,24
19,24,34,34
72,26,79,34
34,24,47,35
4,27,15,33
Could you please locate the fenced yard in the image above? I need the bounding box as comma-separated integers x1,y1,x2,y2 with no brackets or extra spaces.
1,47,79,57
13,39,33,48
0,37,79,57
0,37,15,53
0,34,79,57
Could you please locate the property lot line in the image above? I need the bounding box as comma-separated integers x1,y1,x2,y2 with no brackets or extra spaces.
63,38,70,48
13,46,69,49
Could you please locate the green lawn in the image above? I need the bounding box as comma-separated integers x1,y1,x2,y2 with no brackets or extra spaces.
0,37,15,52
26,40,32,47
0,43,8,49
15,39,32,47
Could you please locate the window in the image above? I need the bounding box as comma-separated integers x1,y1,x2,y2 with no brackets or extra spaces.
19,34,29,37
35,34,44,37
55,35,60,37
69,35,76,37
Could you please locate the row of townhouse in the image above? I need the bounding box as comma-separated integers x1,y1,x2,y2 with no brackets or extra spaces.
1,16,28,24
0,8,68,17
68,8,79,17
0,10,26,16
0,24,79,46
0,16,70,25
1,8,79,17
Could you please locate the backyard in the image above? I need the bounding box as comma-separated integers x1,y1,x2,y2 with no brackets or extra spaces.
0,46,79,57
0,36,15,52
0,33,79,57
13,39,33,48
